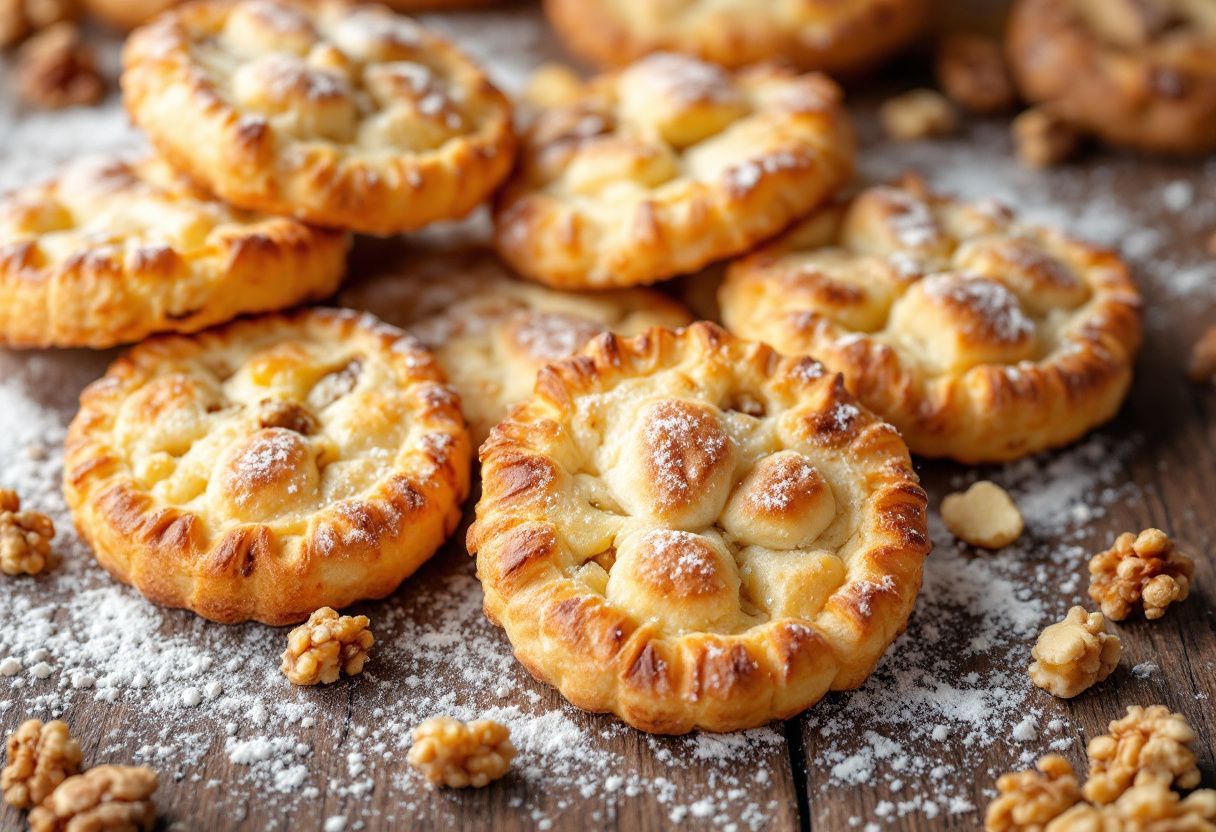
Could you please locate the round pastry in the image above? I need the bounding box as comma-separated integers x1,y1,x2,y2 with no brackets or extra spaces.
83,0,182,30
1006,0,1216,154
493,53,855,289
544,0,927,74
719,176,1143,463
0,156,349,349
122,0,516,235
468,322,930,734
340,243,693,445
64,308,470,625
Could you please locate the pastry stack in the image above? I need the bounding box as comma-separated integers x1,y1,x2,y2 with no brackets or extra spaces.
0,0,1147,734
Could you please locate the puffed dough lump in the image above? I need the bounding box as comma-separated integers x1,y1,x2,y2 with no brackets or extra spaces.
494,53,855,289
63,308,471,625
469,323,930,733
941,481,1024,549
0,156,349,349
122,0,516,235
1028,606,1120,699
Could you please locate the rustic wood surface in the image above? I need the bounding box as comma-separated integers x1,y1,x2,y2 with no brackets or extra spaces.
0,2,1213,830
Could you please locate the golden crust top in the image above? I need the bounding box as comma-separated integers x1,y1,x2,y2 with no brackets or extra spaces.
64,307,471,625
720,176,1143,463
340,242,692,445
0,156,349,349
122,0,516,234
468,322,930,733
543,0,927,74
1007,0,1216,153
493,53,855,289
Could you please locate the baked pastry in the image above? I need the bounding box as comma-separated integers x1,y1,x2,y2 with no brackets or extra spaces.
340,241,693,445
1007,0,1216,154
719,176,1143,463
493,53,855,289
544,0,927,74
122,0,516,235
468,323,930,733
82,0,182,30
64,308,470,625
0,156,349,349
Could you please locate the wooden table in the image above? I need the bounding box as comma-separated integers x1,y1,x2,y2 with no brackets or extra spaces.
0,3,1213,830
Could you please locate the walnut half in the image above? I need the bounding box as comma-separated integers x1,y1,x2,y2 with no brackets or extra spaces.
16,22,104,110
0,489,56,576
936,34,1017,114
1088,528,1194,621
407,717,515,789
281,607,373,686
2,719,82,809
1083,705,1202,805
985,754,1082,831
1028,606,1121,699
28,765,158,832
1051,781,1216,829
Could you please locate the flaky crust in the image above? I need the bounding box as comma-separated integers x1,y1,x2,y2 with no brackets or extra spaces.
720,176,1143,463
544,0,927,74
340,242,692,446
493,53,855,289
0,156,349,349
468,323,930,733
64,308,471,625
122,0,516,235
1007,0,1216,154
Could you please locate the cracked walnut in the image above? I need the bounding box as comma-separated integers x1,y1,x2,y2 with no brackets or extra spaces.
1051,781,1216,829
2,720,81,809
985,754,1082,831
28,764,157,832
407,717,515,789
1084,705,1202,805
281,607,373,686
0,489,56,576
1088,529,1194,621
1029,606,1120,699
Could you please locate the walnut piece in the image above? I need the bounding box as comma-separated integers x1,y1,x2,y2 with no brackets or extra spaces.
936,34,1017,114
407,717,515,789
941,480,1024,548
880,89,957,141
2,720,82,809
16,22,105,110
29,765,157,832
1029,606,1121,699
1013,107,1082,168
0,488,56,576
1188,326,1216,384
258,399,319,435
1084,705,1202,805
0,0,76,48
1088,529,1195,621
1051,782,1216,829
280,607,373,686
985,754,1083,831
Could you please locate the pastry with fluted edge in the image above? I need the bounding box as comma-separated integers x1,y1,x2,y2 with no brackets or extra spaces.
468,322,930,734
544,0,927,74
122,0,516,235
0,156,349,349
64,308,470,625
493,53,854,289
1007,0,1216,154
719,176,1142,463
340,240,693,445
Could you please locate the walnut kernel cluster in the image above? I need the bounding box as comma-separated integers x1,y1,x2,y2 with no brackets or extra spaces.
986,754,1083,831
1088,528,1194,621
1028,606,1120,699
935,33,1017,114
1084,705,1202,805
16,21,104,109
28,764,158,832
0,489,56,576
281,606,374,685
2,719,81,809
407,717,515,789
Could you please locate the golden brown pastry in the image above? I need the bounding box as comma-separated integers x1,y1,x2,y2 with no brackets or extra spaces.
122,0,516,235
0,156,349,349
82,0,182,30
719,176,1143,463
543,0,927,74
340,242,692,445
64,308,470,625
493,53,855,289
1007,0,1216,154
468,323,930,733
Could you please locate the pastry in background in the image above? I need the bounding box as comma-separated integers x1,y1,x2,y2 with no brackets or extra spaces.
469,323,930,733
0,156,349,349
64,308,470,625
122,0,516,235
81,0,180,31
1007,0,1216,154
544,0,927,75
494,53,854,289
719,175,1143,463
